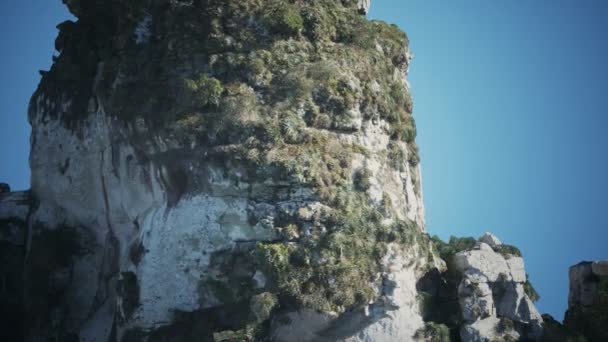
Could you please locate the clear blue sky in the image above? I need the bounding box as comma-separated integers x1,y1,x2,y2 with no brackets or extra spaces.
1,0,607,321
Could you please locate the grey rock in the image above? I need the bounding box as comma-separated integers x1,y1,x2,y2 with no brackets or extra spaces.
458,280,495,322
357,0,372,15
477,242,493,251
460,317,520,342
478,232,502,247
565,260,608,341
591,260,608,276
568,262,596,307
453,249,511,283
452,233,543,341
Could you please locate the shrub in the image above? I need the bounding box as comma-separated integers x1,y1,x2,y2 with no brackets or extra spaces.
494,244,522,258
265,2,304,36
353,168,372,191
183,75,224,108
524,274,541,302
414,322,451,342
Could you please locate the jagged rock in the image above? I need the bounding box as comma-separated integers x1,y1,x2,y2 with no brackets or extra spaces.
494,282,542,325
451,233,543,340
478,232,502,247
453,249,512,283
458,280,495,322
477,242,493,252
568,262,597,307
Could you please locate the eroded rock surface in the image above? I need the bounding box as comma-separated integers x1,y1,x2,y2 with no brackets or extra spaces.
420,233,544,341
21,0,438,340
564,261,608,341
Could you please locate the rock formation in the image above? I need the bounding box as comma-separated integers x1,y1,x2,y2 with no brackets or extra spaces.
420,233,543,341
0,0,604,341
24,0,429,340
564,261,608,341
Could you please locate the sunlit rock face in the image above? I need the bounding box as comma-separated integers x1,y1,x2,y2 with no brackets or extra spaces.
24,0,437,340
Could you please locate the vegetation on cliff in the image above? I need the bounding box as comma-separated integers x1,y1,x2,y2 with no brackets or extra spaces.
34,0,426,338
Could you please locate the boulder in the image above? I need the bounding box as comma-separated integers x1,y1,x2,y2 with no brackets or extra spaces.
453,249,511,283
568,262,596,307
494,282,543,326
458,280,495,322
451,233,543,340
477,242,493,252
478,232,502,247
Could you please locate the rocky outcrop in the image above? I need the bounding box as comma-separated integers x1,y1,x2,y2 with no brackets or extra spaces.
564,261,608,341
0,190,30,341
422,233,544,341
20,0,437,340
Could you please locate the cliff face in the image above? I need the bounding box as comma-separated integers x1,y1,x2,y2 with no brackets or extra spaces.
0,0,575,341
564,261,608,341
0,191,28,342
26,0,429,340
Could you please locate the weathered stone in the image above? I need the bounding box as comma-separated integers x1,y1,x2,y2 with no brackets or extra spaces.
458,280,495,322
494,282,543,327
357,0,372,15
453,249,511,283
449,233,543,340
460,317,520,342
565,261,608,341
568,262,596,307
477,242,493,252
591,260,608,277
478,232,502,247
